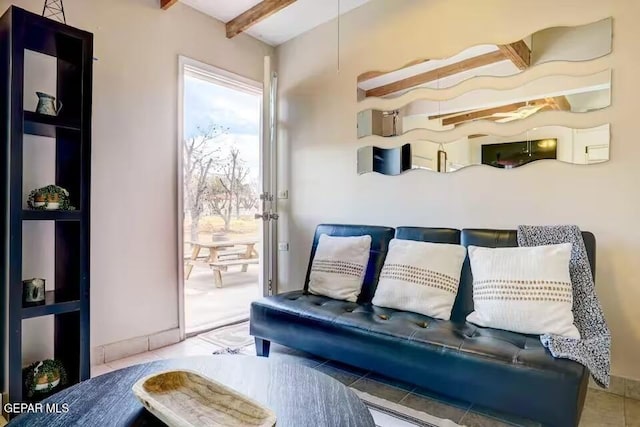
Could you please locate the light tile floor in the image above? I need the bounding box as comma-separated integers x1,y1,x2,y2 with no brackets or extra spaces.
92,339,639,427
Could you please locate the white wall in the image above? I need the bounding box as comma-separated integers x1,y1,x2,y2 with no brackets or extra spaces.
0,0,273,356
275,0,640,380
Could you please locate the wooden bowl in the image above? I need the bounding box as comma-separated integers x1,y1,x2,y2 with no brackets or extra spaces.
132,370,276,427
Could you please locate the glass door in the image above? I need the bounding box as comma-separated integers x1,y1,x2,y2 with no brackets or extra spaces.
179,57,265,336
259,56,278,297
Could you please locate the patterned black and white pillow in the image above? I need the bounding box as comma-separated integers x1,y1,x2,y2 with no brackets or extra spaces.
466,243,580,338
372,239,466,320
308,234,372,302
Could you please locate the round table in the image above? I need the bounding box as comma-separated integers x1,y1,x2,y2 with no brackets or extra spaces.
10,356,375,427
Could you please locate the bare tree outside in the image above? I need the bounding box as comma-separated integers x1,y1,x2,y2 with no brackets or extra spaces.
236,180,259,218
183,123,227,242
205,147,251,232
185,129,259,240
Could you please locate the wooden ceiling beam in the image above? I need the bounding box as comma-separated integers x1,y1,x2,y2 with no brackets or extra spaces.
440,102,527,126
498,40,531,70
439,99,550,127
160,0,179,10
547,96,572,111
357,59,430,84
226,0,297,39
365,50,507,98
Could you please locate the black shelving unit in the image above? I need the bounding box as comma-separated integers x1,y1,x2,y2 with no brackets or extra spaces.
1,6,92,403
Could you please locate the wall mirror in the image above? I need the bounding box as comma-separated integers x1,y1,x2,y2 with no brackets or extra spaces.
357,18,612,100
357,124,610,175
357,70,611,138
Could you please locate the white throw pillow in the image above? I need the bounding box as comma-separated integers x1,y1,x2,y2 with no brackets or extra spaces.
308,234,372,302
466,243,580,338
372,239,467,320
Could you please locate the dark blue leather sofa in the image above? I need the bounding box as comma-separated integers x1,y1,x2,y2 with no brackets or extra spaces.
250,224,596,426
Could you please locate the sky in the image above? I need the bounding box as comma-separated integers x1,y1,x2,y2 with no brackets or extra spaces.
184,75,261,180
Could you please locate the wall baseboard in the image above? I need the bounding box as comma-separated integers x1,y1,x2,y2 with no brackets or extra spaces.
92,328,181,365
588,375,640,400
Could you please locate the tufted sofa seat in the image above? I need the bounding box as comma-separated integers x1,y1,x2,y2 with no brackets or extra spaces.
250,224,596,426
253,290,584,374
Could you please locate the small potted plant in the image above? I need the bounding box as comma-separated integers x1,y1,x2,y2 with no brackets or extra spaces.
27,185,73,210
23,359,68,398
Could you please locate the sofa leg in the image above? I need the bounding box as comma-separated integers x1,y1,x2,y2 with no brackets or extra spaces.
255,338,270,357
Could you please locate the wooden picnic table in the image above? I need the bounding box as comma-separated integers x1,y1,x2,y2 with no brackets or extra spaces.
185,238,259,287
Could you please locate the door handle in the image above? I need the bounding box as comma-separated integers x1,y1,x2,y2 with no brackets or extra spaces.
255,212,279,221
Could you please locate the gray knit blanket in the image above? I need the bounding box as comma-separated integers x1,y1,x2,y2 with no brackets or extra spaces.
517,225,611,388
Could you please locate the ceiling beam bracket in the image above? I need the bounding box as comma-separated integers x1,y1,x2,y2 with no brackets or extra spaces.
498,40,531,70
160,0,178,10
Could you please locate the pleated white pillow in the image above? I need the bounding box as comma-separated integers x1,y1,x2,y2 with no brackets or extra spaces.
466,243,580,338
372,239,467,320
308,234,372,302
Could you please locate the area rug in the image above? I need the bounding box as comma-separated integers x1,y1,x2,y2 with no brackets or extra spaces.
355,390,463,427
211,347,246,355
203,323,464,426
198,321,254,349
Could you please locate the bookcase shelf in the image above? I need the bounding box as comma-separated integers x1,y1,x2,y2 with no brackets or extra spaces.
22,210,82,221
24,111,81,138
1,6,93,406
22,291,81,319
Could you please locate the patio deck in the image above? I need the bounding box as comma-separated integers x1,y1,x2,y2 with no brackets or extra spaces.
185,263,261,335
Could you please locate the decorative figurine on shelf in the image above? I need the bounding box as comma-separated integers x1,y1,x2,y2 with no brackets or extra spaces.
35,92,63,116
22,278,46,307
27,185,74,211
42,0,66,24
24,359,68,398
